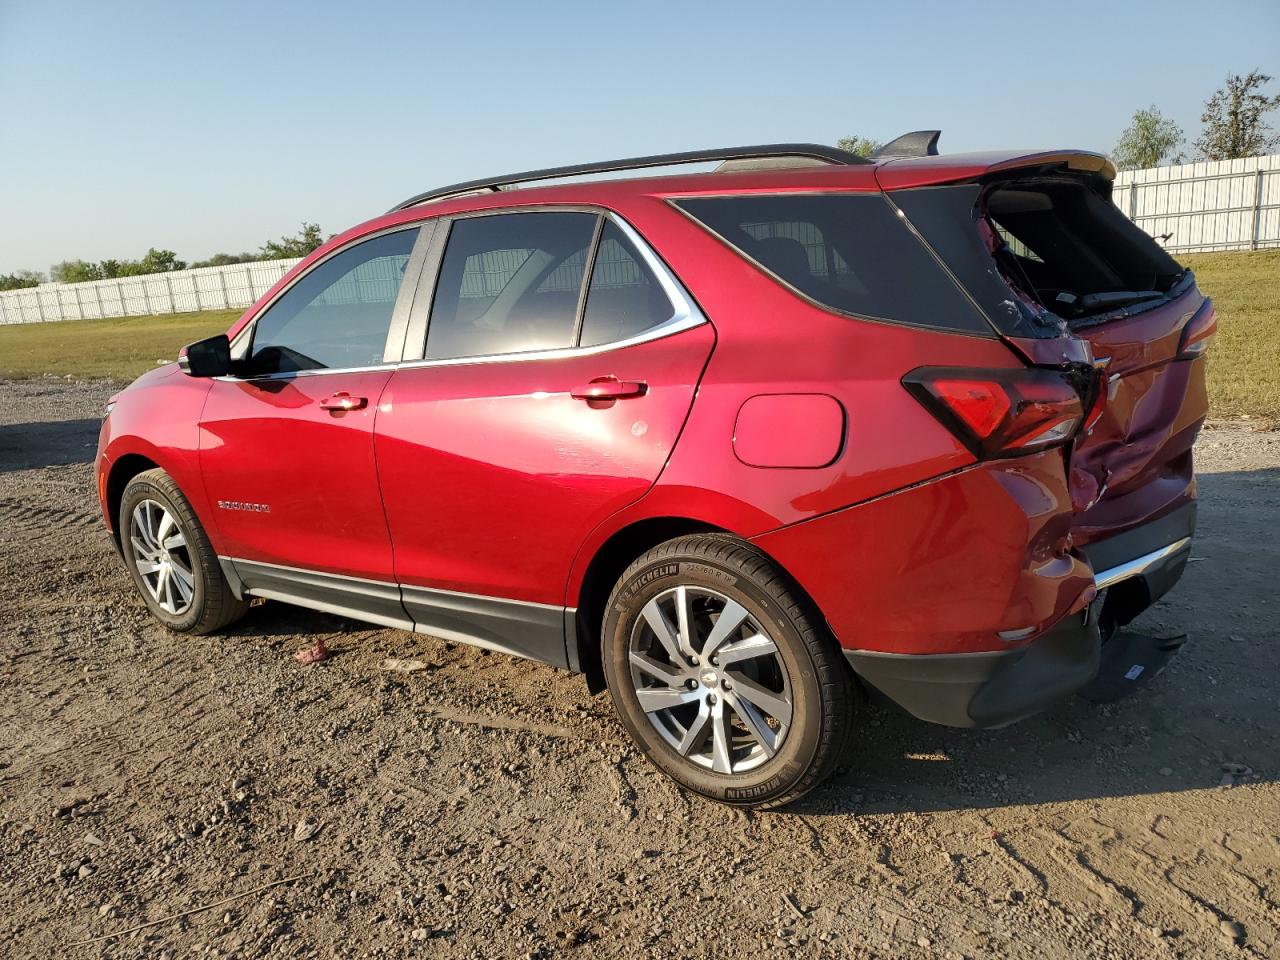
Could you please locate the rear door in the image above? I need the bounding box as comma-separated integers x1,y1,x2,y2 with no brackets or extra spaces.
375,210,714,664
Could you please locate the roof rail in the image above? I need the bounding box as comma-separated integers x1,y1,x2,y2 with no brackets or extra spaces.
389,143,870,212
870,130,942,160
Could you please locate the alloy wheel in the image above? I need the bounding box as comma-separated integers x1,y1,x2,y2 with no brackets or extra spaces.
628,585,793,774
130,499,195,615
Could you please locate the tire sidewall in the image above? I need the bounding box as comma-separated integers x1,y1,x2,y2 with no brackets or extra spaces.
603,550,825,805
119,477,208,632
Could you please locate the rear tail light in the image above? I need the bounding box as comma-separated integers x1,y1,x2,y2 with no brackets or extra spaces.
1082,363,1108,431
1177,302,1216,359
903,367,1086,458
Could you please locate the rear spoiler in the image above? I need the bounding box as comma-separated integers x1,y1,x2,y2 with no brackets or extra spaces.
875,149,1116,190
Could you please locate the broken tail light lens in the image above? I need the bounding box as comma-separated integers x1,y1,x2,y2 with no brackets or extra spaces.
1177,302,1216,359
903,367,1086,458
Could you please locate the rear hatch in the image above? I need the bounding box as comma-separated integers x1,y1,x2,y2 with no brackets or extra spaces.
885,155,1213,552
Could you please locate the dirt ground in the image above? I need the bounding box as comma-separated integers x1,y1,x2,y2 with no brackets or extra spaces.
1,376,1277,960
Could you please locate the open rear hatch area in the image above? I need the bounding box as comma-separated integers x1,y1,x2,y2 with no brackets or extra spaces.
884,152,1214,571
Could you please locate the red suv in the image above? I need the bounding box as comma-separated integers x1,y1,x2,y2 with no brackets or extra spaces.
97,133,1214,807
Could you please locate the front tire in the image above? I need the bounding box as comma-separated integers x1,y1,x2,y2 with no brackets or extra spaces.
118,468,248,634
602,535,856,809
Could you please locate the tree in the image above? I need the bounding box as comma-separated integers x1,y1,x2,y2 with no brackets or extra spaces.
0,270,44,291
133,248,187,274
189,251,259,268
260,222,326,260
1195,71,1280,160
50,250,186,282
836,135,881,158
50,259,104,283
1113,107,1184,170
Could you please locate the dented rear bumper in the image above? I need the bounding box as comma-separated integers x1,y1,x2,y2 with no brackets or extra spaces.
843,508,1195,728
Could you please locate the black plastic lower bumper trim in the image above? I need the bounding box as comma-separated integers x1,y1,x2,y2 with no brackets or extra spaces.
845,612,1101,729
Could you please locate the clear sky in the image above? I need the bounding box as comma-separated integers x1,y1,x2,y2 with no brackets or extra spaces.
0,0,1277,276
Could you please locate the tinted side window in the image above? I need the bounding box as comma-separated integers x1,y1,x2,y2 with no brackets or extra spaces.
426,213,597,360
674,194,991,335
248,229,418,373
578,222,674,347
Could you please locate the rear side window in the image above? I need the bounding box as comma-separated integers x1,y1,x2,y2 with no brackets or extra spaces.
427,213,596,360
579,222,673,347
674,194,991,335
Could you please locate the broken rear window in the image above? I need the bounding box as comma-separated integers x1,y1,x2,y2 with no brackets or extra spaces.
892,178,1187,336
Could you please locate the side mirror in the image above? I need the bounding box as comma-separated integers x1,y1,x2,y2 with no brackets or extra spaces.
178,334,231,378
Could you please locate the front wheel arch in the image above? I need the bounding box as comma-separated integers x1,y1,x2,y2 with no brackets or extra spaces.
106,453,159,549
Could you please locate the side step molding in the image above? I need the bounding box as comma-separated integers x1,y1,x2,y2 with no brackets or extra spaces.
220,557,574,670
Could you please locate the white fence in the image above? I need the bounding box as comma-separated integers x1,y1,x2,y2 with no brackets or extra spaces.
1113,153,1280,254
0,257,302,325
3,152,1278,325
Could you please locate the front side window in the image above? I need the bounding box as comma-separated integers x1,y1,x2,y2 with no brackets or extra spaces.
247,228,419,374
426,213,596,360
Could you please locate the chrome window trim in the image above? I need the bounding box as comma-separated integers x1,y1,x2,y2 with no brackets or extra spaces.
396,209,706,371
219,207,707,382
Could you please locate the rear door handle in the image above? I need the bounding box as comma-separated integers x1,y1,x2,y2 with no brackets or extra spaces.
571,377,648,401
320,392,367,412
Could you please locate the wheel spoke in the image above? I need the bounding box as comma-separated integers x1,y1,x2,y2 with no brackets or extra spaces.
635,686,702,714
728,693,779,756
715,632,778,666
163,531,187,551
675,701,713,756
674,585,697,659
640,597,686,667
710,705,733,774
727,673,792,727
133,506,154,552
170,564,194,603
156,510,175,545
135,558,161,577
155,564,172,611
702,599,749,660
629,651,685,687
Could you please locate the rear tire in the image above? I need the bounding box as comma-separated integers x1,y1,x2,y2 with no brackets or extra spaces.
118,468,248,634
601,535,856,809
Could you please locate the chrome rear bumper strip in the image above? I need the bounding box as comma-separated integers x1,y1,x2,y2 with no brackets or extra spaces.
1092,537,1192,590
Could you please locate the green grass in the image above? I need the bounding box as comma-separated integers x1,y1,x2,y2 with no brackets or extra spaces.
1180,249,1280,420
0,309,238,381
0,249,1276,417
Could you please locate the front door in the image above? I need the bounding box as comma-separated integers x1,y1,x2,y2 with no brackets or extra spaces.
375,212,715,663
198,226,425,623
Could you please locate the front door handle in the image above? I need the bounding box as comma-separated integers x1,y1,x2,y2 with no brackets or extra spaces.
320,392,367,412
571,377,648,401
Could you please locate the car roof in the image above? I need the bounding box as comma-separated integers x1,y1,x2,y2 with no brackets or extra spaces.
334,145,1116,254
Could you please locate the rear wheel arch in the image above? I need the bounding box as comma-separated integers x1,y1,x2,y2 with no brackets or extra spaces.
574,518,728,693
571,518,832,695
